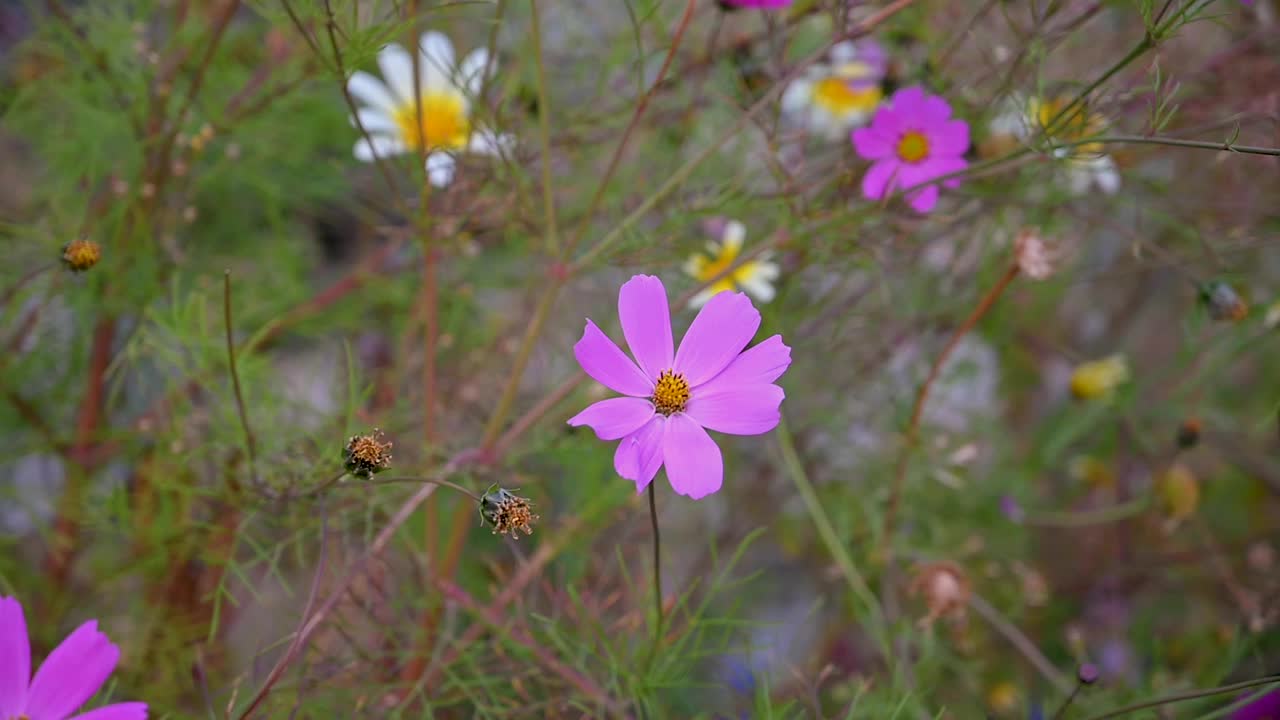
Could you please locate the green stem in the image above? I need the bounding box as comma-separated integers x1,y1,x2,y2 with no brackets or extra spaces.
775,416,886,647
529,0,559,257
1082,675,1280,720
647,482,663,665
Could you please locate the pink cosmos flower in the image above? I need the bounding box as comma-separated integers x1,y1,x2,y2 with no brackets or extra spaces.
568,275,791,499
719,0,792,8
1,597,147,720
852,86,970,213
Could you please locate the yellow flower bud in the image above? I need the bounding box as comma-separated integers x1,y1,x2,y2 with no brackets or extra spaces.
1070,354,1129,400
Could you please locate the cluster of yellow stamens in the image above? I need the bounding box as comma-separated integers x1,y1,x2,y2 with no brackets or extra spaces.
651,370,691,415
896,130,930,163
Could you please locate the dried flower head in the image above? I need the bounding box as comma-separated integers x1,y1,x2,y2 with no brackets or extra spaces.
61,239,101,272
343,430,392,478
1014,228,1058,280
1200,280,1249,323
479,487,539,538
908,561,971,628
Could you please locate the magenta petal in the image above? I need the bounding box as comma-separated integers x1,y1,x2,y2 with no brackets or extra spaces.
930,119,970,157
686,384,784,436
919,94,954,123
614,418,666,491
0,597,30,718
26,621,119,720
71,703,149,720
852,126,893,160
697,335,791,390
906,184,940,213
862,159,900,201
674,292,761,386
573,320,653,397
567,397,655,440
618,275,673,380
663,415,723,499
889,86,927,114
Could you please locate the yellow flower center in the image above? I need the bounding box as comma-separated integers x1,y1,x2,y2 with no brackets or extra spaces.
812,76,882,116
651,370,691,416
392,92,471,152
1034,97,1108,156
896,131,930,163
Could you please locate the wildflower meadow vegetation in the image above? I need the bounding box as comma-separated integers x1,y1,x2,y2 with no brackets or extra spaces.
2,0,1279,717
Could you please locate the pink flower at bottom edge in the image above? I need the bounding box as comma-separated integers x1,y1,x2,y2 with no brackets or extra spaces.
0,597,147,720
719,0,793,8
852,85,970,214
567,275,791,499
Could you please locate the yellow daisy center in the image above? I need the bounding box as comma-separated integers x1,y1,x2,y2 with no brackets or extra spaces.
688,238,769,298
812,76,882,116
1034,97,1108,156
393,92,471,152
896,131,930,163
652,370,691,416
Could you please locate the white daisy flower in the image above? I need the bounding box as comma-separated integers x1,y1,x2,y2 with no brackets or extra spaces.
780,40,887,141
347,31,512,187
986,94,1121,196
683,220,781,308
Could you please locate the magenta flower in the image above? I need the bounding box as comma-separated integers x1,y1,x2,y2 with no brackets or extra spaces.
1233,689,1280,719
568,275,791,499
852,86,970,213
719,0,792,8
1,597,147,720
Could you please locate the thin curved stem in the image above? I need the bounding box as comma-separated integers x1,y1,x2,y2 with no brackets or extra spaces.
1082,675,1280,720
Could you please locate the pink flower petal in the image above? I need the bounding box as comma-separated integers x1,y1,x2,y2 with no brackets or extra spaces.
686,384,785,436
852,125,894,160
662,414,723,499
918,94,954,123
930,119,970,157
567,397,655,440
696,335,791,391
71,703,149,720
618,275,673,380
674,291,761,387
573,320,653,397
861,159,900,201
26,621,119,720
889,86,927,115
905,184,940,213
0,597,30,718
614,418,666,492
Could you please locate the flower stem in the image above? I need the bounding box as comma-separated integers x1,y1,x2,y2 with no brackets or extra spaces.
1081,674,1280,720
647,482,664,663
879,261,1021,561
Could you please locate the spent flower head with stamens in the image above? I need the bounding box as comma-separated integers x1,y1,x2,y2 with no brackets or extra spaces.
568,275,791,499
343,430,392,478
346,31,513,187
479,487,538,538
61,240,101,273
853,86,970,213
0,596,148,720
683,219,780,308
780,40,886,140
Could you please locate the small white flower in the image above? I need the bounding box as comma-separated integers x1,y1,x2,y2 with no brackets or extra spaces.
780,40,886,141
347,31,512,187
683,220,780,308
